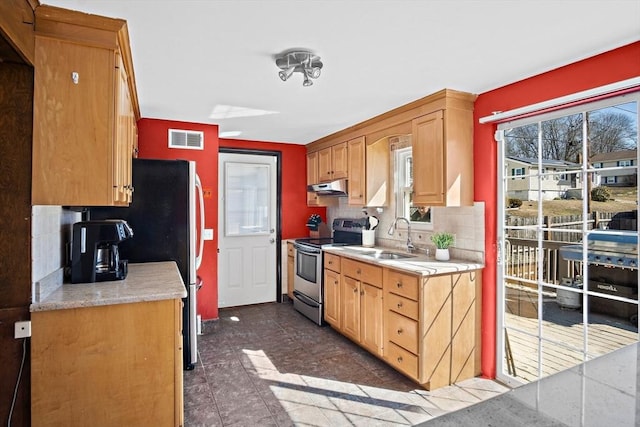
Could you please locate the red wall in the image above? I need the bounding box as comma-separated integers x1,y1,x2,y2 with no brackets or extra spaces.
137,118,220,320
136,120,326,320
474,41,640,378
219,138,326,239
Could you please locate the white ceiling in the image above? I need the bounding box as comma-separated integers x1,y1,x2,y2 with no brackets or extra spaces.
42,0,639,145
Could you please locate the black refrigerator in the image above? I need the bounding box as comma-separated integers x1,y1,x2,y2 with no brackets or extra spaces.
90,158,204,370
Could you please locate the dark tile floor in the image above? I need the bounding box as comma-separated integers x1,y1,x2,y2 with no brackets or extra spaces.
184,302,507,426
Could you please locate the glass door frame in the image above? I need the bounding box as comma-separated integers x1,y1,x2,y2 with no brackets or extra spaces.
495,93,640,386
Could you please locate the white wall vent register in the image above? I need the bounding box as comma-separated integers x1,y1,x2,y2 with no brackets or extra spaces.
168,129,204,150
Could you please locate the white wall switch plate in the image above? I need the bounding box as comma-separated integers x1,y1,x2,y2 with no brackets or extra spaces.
15,321,31,338
203,229,214,240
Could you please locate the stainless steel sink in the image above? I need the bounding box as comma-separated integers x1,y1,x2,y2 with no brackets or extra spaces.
363,251,415,260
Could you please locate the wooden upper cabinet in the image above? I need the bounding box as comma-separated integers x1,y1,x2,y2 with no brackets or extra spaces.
412,106,474,207
32,5,139,206
318,142,348,182
306,151,320,206
307,88,475,208
0,0,35,64
347,136,365,205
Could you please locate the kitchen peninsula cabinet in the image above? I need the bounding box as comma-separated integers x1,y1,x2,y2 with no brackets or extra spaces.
318,141,348,182
30,262,185,427
32,5,139,206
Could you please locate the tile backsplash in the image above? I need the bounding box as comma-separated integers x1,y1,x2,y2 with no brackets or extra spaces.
327,198,485,263
31,206,80,298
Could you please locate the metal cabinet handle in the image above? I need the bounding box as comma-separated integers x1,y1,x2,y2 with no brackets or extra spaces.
357,269,361,275
397,328,403,335
328,261,333,265
396,282,403,288
360,290,364,296
397,356,403,363
353,287,358,293
397,301,403,308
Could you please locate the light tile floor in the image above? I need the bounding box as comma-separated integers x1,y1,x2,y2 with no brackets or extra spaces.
184,302,509,426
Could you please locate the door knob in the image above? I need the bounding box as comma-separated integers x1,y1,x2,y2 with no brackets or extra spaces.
269,238,275,243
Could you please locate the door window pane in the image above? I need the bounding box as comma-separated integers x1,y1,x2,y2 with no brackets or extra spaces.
224,162,270,236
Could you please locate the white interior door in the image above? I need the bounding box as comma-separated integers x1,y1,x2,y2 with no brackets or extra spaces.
218,152,277,307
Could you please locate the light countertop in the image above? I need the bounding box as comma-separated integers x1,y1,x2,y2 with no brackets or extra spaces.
323,245,484,276
31,261,187,312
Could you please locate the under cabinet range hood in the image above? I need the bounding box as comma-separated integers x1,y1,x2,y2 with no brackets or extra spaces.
307,179,348,196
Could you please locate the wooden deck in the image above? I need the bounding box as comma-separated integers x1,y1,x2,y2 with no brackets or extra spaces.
504,283,638,383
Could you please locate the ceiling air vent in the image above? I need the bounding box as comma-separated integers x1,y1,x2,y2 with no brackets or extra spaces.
168,129,204,150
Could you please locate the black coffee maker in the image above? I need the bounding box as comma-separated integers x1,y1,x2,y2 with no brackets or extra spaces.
71,220,133,283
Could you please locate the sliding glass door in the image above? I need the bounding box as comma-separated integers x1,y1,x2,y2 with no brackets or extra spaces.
496,93,640,386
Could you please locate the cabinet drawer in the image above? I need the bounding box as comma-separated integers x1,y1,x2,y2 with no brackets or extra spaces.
342,258,382,287
386,292,418,320
386,269,419,300
386,310,418,353
385,341,418,379
324,253,341,273
287,242,294,257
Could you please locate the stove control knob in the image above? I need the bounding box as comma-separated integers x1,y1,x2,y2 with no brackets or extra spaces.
618,259,625,266
593,255,601,262
630,260,637,267
605,257,612,264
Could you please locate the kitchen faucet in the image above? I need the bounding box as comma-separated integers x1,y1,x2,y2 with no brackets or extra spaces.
387,217,415,253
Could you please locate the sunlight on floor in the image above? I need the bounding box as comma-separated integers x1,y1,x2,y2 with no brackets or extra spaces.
242,348,510,426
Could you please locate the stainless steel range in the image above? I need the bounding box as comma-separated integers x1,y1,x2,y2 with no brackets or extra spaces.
292,217,367,325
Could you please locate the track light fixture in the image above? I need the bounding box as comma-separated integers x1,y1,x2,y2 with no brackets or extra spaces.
275,49,323,87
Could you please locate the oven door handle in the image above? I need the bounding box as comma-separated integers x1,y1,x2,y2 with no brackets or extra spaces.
293,290,320,308
294,244,321,256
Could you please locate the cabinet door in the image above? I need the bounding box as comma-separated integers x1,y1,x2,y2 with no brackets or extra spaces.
331,142,348,179
324,269,341,327
318,147,333,182
287,244,294,299
412,110,444,206
306,151,321,205
421,274,453,388
31,300,181,425
33,37,116,205
450,272,481,382
347,136,365,205
341,275,360,342
360,282,383,356
114,52,133,205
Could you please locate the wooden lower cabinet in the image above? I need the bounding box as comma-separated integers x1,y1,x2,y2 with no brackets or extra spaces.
332,257,384,356
287,242,295,299
323,252,482,390
31,299,184,426
384,268,482,390
323,252,341,327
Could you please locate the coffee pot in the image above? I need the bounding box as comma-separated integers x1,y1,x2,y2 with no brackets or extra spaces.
71,220,133,283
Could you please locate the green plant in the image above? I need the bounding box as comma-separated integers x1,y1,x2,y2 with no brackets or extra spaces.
591,186,611,202
431,232,455,249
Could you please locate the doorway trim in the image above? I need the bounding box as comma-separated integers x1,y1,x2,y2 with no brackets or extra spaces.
219,147,283,302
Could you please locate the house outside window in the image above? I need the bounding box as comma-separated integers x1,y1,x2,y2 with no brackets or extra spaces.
605,176,618,184
594,162,603,168
618,159,633,167
395,147,432,227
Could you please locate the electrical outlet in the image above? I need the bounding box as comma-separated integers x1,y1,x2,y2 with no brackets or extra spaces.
15,321,31,339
